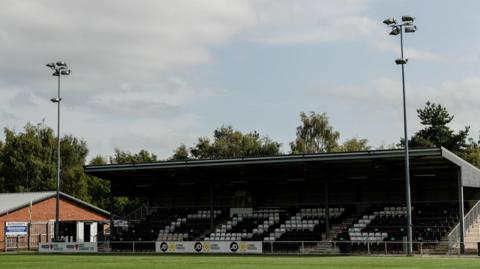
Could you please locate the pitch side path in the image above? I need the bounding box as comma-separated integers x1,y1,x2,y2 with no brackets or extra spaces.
0,254,479,269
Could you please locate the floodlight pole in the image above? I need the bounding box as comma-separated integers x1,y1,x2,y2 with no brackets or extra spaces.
399,26,414,256
55,70,61,242
46,61,70,242
384,17,415,255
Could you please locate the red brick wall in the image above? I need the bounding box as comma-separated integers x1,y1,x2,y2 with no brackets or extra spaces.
0,196,108,244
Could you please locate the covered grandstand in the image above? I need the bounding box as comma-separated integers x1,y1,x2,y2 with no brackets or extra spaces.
84,147,480,254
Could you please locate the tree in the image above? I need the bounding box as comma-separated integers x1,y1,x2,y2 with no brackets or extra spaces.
108,149,157,216
83,151,157,217
171,144,189,160
464,138,480,168
59,135,90,201
85,156,111,210
337,138,371,152
1,123,56,192
408,102,470,153
290,112,340,154
0,123,90,201
377,142,398,150
0,140,4,192
177,125,281,159
110,149,157,164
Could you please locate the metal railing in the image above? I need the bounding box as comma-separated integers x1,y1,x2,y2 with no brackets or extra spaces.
263,240,440,255
448,200,480,253
92,240,461,255
94,225,111,242
92,205,150,243
123,204,149,222
4,235,47,251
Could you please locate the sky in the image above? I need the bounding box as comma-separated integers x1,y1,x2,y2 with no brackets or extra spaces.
1,0,480,160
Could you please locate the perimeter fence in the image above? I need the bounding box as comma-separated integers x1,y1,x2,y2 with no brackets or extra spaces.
94,240,479,256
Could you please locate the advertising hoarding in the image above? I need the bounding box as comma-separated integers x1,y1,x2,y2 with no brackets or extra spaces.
38,242,98,253
5,222,28,236
155,241,262,254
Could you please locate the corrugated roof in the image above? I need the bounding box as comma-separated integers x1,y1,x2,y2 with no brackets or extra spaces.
85,147,443,173
0,191,109,216
0,191,55,215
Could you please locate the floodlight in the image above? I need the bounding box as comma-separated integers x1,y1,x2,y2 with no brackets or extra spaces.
395,58,408,65
405,25,417,33
389,27,400,35
383,17,396,25
44,60,71,243
382,13,418,256
402,15,414,22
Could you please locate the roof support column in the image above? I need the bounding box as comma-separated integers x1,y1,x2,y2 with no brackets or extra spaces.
109,182,115,241
457,167,465,254
209,183,214,233
324,181,330,240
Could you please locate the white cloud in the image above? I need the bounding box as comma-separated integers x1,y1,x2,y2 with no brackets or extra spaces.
375,39,439,61
314,76,480,141
0,0,449,160
244,0,439,65
0,0,255,158
248,0,377,44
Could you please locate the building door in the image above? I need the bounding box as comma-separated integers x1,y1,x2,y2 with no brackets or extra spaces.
84,223,91,242
59,222,76,242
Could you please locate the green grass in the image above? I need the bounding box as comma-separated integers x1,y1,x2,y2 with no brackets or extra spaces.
0,254,479,269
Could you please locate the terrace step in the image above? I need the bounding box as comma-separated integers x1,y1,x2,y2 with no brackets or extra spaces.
424,239,448,255
302,241,340,254
463,217,480,251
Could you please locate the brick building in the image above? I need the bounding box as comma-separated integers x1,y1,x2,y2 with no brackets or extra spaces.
0,192,109,251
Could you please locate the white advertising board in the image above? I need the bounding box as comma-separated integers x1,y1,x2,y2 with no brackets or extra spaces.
38,242,98,253
155,241,262,254
5,222,28,236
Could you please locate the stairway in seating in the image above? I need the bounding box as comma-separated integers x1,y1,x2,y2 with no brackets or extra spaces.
464,216,480,252
303,214,360,254
424,237,449,255
302,241,339,254
326,215,359,241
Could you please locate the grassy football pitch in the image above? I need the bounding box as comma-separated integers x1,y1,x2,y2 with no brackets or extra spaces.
0,254,479,269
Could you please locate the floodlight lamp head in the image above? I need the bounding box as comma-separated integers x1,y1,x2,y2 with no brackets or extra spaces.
405,25,417,33
56,61,67,67
60,69,71,75
52,70,60,76
50,98,62,103
402,15,415,23
46,63,55,70
383,17,396,26
395,58,408,65
389,26,400,35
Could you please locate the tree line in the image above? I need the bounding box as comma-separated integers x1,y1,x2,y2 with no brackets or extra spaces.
0,102,478,216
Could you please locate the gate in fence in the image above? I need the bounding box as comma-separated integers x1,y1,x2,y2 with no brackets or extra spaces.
4,221,53,251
